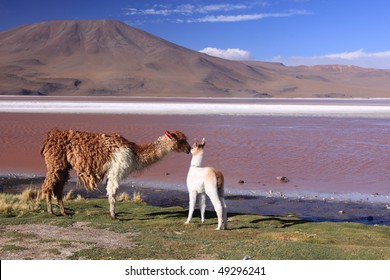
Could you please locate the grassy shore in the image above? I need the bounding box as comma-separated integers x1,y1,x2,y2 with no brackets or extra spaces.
1,189,390,260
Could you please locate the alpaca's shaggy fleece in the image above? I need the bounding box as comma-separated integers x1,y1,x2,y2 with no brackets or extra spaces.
40,128,190,218
41,129,129,189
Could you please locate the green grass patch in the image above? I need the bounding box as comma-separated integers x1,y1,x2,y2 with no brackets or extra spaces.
1,244,27,252
1,194,390,260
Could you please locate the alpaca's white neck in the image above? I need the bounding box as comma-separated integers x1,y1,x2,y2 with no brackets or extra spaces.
190,152,204,167
135,139,172,169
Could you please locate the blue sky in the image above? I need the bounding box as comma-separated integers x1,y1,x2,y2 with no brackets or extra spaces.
1,0,390,69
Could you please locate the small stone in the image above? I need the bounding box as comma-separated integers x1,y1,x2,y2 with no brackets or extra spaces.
367,216,374,221
163,172,171,176
238,179,245,184
276,176,289,183
338,210,345,214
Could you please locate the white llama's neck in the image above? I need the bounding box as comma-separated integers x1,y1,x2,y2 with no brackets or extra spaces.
190,151,204,167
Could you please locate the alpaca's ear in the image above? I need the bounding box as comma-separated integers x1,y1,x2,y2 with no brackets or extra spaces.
165,131,173,141
201,138,206,146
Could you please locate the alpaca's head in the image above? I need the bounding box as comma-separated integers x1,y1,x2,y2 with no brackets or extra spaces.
190,138,206,156
164,131,191,154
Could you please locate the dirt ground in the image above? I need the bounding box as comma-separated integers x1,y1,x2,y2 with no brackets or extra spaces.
0,222,135,260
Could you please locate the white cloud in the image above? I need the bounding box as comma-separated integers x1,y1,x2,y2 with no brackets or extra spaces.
197,4,249,13
190,10,309,23
192,13,259,23
123,3,247,17
175,4,196,15
324,49,367,60
199,47,252,60
123,3,308,24
272,49,390,69
193,14,264,23
123,5,193,16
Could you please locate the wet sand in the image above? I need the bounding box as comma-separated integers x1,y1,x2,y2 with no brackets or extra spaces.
1,97,390,225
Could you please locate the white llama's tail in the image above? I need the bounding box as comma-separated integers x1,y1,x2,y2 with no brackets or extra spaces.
214,169,227,230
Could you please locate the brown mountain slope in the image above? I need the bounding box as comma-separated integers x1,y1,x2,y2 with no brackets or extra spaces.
245,61,390,98
0,20,389,97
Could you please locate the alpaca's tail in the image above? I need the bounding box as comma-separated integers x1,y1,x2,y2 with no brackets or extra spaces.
40,142,46,157
40,129,53,157
40,128,65,157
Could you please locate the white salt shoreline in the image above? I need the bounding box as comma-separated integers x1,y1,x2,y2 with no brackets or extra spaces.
2,97,390,117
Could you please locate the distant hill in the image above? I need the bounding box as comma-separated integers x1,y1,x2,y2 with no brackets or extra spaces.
0,20,389,98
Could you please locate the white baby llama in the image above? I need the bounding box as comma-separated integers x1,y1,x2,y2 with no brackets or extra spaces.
185,138,227,230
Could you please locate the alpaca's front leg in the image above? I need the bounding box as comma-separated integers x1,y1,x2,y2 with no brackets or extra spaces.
185,191,197,224
106,179,119,219
108,195,116,219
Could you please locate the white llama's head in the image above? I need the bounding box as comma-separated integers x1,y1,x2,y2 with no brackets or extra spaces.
190,138,206,156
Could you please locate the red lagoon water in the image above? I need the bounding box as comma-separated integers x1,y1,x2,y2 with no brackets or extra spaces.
1,113,390,197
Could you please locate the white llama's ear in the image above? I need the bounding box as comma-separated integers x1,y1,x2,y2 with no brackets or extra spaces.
201,138,206,146
192,138,198,147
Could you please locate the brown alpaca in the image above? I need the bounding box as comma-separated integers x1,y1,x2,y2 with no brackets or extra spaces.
40,128,191,219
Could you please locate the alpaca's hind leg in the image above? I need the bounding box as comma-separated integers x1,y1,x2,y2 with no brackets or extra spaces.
55,195,66,216
53,169,70,216
54,183,67,216
42,169,69,215
42,174,54,215
44,189,53,215
185,191,197,224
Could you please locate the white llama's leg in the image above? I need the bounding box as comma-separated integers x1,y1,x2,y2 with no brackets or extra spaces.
106,178,119,219
206,188,224,230
220,197,228,230
185,191,197,224
199,193,206,223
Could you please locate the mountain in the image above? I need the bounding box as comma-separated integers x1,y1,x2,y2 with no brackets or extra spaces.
0,20,389,98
